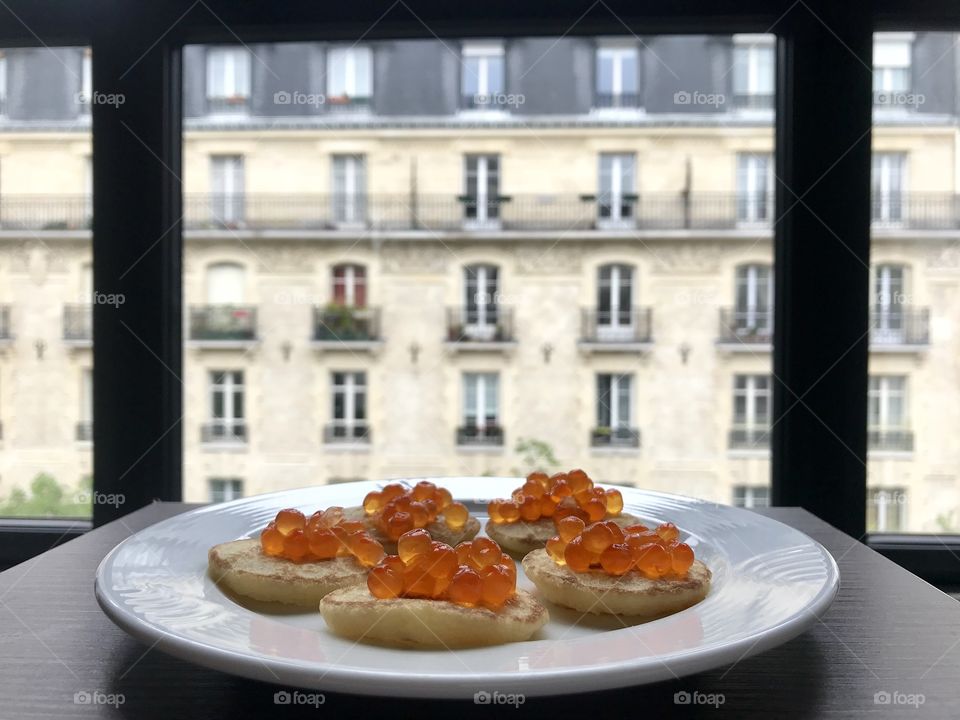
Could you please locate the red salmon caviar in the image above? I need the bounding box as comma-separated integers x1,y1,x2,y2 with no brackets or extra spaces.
368,531,517,610
259,506,385,566
488,470,625,530
372,483,472,540
546,521,697,580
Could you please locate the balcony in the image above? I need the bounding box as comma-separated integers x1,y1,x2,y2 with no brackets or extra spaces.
868,429,914,453
456,424,504,448
323,424,371,445
732,92,774,111
205,95,250,116
590,427,641,449
869,308,930,351
63,304,92,347
188,305,258,349
0,305,11,347
0,195,91,230
444,307,515,352
729,426,770,451
578,308,653,353
593,92,642,110
717,308,773,350
311,306,382,352
201,421,248,446
76,422,93,443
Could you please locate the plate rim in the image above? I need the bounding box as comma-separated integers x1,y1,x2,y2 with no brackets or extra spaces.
94,478,840,698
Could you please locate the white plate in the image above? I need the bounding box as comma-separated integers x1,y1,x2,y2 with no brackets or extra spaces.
95,478,839,699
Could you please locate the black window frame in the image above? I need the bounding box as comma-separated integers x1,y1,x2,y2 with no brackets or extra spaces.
0,0,958,585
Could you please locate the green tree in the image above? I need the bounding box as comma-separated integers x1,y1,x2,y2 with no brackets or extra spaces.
513,437,560,475
0,473,92,518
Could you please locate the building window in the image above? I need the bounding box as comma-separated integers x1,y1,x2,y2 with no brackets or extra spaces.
205,370,246,443
209,478,244,503
326,46,373,109
595,43,639,108
872,264,906,343
0,52,6,116
463,154,500,226
209,155,245,226
596,264,634,339
736,153,772,224
331,154,367,225
731,375,771,449
329,371,368,441
593,374,639,447
597,153,636,227
206,262,245,305
332,264,367,307
733,264,773,338
867,487,907,532
873,34,912,103
77,368,93,442
463,263,499,339
459,372,501,444
205,47,251,114
733,485,771,509
868,376,912,451
461,41,505,109
79,49,92,116
732,36,774,109
871,152,905,225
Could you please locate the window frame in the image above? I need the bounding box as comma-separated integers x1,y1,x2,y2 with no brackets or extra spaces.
0,0,957,584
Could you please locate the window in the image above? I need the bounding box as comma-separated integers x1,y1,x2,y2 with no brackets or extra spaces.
872,264,906,344
595,43,639,108
327,46,373,109
206,263,245,304
867,488,907,532
209,155,245,226
460,372,501,445
78,369,93,443
597,153,636,227
596,264,634,340
463,264,499,339
209,478,244,503
594,374,638,447
0,52,6,116
461,42,505,109
193,263,254,342
79,49,92,116
331,154,367,225
731,375,771,449
205,371,246,443
868,376,911,452
871,152,905,224
328,371,368,442
732,36,774,109
736,153,772,224
463,155,500,226
733,485,771,509
205,47,251,114
332,264,367,307
873,34,912,103
732,264,773,339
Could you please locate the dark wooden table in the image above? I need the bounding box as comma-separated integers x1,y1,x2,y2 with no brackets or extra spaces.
1,503,958,719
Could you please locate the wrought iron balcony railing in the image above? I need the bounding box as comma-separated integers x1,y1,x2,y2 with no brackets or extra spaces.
0,305,11,340
868,429,914,452
590,427,641,448
718,308,774,345
581,308,652,344
0,195,92,230
63,304,92,342
201,421,248,444
323,424,371,444
313,306,380,342
76,421,93,442
729,426,770,450
869,308,930,347
189,305,257,342
446,306,514,343
456,424,504,447
324,95,372,113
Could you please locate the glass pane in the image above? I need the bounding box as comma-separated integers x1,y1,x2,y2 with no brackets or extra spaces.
181,33,773,500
